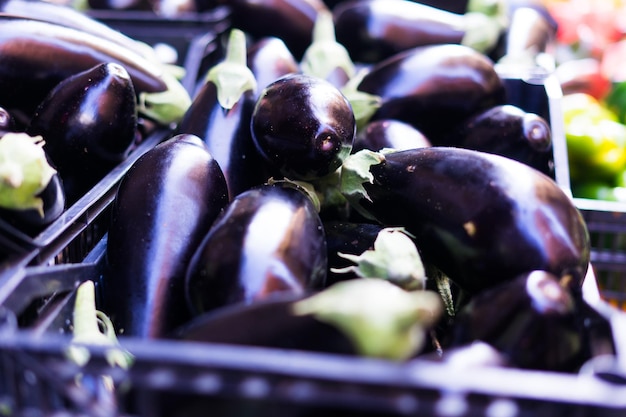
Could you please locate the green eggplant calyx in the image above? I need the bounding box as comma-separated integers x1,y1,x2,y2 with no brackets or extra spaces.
206,29,257,110
138,70,192,126
301,9,356,84
292,278,443,360
339,149,385,221
342,69,382,131
461,12,503,54
332,228,427,291
67,280,134,370
0,133,56,217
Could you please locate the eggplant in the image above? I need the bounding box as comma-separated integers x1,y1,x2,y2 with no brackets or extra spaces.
0,132,65,234
441,104,553,176
180,278,443,361
105,133,229,339
26,62,138,204
340,147,590,295
333,0,501,64
444,270,589,372
0,0,159,60
184,182,327,316
352,119,431,153
251,73,355,181
193,0,329,60
357,43,507,144
177,29,273,199
0,16,190,125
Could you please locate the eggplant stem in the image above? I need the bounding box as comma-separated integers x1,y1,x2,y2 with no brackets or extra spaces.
205,29,257,110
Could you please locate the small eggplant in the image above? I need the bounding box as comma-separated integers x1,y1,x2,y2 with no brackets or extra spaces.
251,73,356,181
340,147,590,295
193,0,329,60
440,104,554,175
353,119,431,153
176,29,272,199
357,43,507,144
333,0,501,64
445,270,588,372
0,132,65,234
105,133,229,339
26,62,138,204
184,182,327,316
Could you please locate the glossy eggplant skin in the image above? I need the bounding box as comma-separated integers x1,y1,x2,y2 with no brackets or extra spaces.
357,44,507,144
0,16,167,119
352,119,431,153
251,73,355,181
445,271,588,372
442,104,553,176
333,0,466,64
193,0,328,59
105,134,229,339
26,62,138,204
356,147,590,295
247,36,300,93
176,87,270,199
185,183,327,316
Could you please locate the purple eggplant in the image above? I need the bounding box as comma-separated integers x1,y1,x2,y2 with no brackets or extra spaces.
193,0,329,59
341,147,590,295
105,133,229,339
26,62,138,204
177,29,273,199
247,36,300,94
352,119,431,153
184,182,327,316
251,73,356,181
357,43,507,144
445,270,588,372
333,0,501,64
441,104,554,176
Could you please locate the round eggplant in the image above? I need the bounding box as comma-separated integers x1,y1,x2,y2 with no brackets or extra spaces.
250,73,356,181
26,62,138,204
247,36,300,95
341,147,591,295
105,133,229,339
185,182,327,316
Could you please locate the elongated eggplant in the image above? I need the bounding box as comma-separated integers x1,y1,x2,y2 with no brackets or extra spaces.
341,147,590,295
251,73,355,181
194,0,329,59
26,62,138,204
105,133,229,339
0,132,65,234
353,119,431,153
0,0,158,61
333,0,501,64
357,43,507,144
441,104,553,176
445,270,588,372
0,16,190,125
184,182,327,316
177,29,272,199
